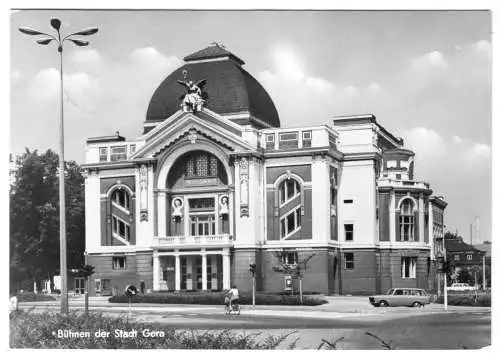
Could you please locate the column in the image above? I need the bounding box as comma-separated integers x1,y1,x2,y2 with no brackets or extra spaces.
184,196,190,237
175,254,181,291
389,190,396,242
428,201,434,257
418,194,425,243
157,192,167,237
153,251,160,291
222,251,230,290
202,253,207,291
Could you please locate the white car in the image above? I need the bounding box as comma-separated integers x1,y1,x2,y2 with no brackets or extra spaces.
446,283,478,291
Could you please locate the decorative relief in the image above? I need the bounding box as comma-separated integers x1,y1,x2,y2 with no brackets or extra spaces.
239,156,250,218
219,195,229,215
139,164,148,222
172,197,184,219
240,157,248,170
187,129,198,144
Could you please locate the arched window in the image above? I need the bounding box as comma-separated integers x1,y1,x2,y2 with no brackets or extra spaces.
110,188,131,244
185,153,218,178
278,178,302,239
279,178,301,205
399,199,415,242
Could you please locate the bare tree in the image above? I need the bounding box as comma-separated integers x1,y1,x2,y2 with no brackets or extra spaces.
272,251,316,304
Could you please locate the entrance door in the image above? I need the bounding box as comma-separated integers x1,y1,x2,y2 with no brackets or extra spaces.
75,277,85,294
164,257,176,290
95,279,101,295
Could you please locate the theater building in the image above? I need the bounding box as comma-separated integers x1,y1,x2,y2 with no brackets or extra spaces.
83,44,447,296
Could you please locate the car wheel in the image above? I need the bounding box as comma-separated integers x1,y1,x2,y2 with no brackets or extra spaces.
378,301,389,307
412,302,423,308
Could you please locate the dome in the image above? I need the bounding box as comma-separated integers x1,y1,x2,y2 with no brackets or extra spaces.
145,44,280,132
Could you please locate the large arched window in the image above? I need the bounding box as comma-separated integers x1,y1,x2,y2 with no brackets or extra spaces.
111,188,131,244
278,178,302,239
399,199,415,242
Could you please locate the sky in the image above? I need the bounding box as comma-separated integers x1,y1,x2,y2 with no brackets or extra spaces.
10,10,492,243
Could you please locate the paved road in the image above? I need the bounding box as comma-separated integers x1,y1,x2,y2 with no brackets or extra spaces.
18,296,491,349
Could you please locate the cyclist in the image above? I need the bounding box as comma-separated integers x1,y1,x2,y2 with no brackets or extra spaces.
228,284,239,309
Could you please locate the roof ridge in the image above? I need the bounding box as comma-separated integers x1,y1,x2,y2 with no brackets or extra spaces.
183,44,245,65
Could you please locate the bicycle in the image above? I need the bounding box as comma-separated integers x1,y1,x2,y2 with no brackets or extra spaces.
224,299,241,315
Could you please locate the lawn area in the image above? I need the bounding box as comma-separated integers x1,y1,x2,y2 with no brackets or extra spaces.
14,292,57,302
108,291,327,306
435,292,490,307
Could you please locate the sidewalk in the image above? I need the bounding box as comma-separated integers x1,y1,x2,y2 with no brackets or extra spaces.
19,295,490,317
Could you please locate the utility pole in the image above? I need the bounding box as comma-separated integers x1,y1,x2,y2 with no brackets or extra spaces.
443,235,448,311
249,263,256,309
483,254,486,290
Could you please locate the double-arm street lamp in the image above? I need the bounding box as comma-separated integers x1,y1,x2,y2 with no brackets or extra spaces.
19,18,98,314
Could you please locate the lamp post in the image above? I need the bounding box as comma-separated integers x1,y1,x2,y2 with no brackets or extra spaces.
19,19,98,314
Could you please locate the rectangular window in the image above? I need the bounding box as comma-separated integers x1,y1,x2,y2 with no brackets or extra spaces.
282,251,298,266
99,147,108,162
344,224,354,241
280,132,298,141
110,146,127,162
454,254,460,261
400,215,415,242
112,256,126,270
401,257,417,279
279,132,299,149
344,253,354,269
302,131,312,148
101,279,110,290
387,160,397,169
129,144,136,154
265,134,275,149
343,199,353,204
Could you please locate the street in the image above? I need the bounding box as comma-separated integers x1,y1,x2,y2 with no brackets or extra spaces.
17,296,491,349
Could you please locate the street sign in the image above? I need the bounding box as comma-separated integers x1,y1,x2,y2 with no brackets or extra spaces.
125,284,138,297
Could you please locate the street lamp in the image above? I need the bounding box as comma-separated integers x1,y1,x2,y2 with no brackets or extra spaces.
19,18,98,315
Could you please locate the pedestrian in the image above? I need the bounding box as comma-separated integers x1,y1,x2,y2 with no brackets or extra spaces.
140,279,145,294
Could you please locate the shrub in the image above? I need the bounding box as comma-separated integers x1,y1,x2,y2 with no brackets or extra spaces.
15,292,57,302
435,293,490,307
10,310,293,349
109,291,327,306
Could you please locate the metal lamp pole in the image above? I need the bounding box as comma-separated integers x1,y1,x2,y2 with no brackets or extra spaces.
19,19,98,314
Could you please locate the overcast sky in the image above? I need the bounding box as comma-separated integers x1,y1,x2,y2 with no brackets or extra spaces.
10,10,492,242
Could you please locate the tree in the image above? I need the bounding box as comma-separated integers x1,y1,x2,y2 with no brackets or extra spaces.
10,149,86,293
272,251,316,304
78,264,95,315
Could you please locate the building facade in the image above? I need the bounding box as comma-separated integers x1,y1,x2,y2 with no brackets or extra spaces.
83,45,447,296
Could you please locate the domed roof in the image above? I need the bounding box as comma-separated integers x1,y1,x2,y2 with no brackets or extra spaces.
145,44,280,132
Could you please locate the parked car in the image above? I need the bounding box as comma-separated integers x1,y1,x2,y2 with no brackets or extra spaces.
446,283,478,291
369,288,431,308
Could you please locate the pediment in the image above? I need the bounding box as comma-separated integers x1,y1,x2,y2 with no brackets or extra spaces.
132,110,255,159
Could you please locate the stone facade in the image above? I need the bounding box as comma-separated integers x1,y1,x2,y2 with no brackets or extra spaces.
83,45,447,296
